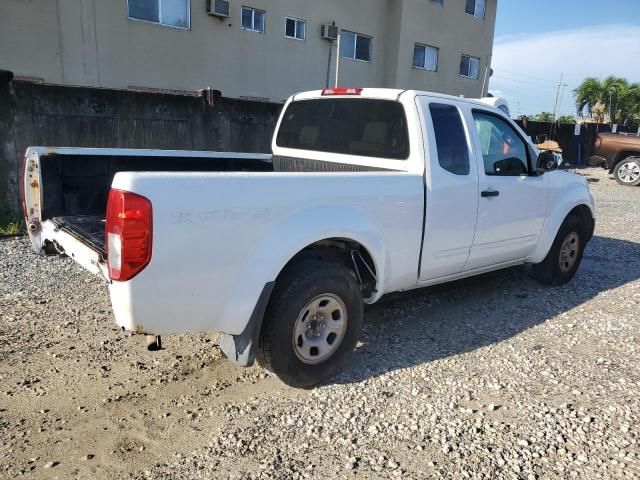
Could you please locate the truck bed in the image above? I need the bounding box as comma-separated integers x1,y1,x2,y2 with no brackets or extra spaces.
50,215,106,258
25,147,273,265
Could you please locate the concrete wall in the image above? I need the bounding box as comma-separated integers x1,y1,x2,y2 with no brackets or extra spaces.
0,78,281,214
0,0,496,101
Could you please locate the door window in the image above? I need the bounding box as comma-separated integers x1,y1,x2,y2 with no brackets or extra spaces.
429,103,469,175
472,112,529,176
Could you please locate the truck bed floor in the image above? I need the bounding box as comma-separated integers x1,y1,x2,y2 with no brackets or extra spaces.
50,215,106,257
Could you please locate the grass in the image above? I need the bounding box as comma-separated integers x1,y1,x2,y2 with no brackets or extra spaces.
0,204,25,236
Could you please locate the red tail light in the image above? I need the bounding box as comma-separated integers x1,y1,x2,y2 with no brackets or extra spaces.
106,189,152,282
321,87,362,96
594,135,602,150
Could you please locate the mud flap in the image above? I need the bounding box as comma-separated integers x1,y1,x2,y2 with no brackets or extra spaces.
219,282,274,367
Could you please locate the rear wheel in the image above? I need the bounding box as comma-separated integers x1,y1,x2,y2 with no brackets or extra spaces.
613,158,640,186
533,215,586,286
257,260,363,388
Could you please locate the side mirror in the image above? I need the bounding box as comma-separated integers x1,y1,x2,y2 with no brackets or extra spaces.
494,157,528,176
536,151,557,174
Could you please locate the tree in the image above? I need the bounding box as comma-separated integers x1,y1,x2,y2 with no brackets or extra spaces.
574,76,640,124
574,77,604,117
534,112,554,122
557,115,576,124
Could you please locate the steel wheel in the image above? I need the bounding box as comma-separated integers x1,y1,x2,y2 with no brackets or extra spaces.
292,293,348,365
616,160,640,184
559,232,580,273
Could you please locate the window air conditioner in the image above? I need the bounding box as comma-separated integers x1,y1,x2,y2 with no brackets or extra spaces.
321,24,339,41
208,0,230,18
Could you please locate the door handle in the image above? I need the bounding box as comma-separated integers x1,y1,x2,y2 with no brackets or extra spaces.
481,190,500,197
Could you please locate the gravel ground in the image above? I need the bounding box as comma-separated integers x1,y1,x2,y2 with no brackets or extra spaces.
1,167,639,479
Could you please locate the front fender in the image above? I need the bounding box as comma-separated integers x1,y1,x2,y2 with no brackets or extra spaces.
530,175,595,264
217,205,386,336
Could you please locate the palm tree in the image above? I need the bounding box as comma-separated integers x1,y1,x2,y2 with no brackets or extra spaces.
574,77,604,118
623,82,640,124
603,76,630,124
574,77,639,125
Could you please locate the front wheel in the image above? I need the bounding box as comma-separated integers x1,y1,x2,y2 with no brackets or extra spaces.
257,260,363,388
613,158,640,186
533,215,586,286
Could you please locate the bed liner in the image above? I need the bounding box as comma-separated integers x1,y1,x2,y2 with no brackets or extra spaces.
50,215,106,258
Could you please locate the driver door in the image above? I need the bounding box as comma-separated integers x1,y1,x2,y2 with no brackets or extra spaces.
464,110,549,271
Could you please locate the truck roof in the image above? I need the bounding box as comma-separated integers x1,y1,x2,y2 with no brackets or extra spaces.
291,88,500,111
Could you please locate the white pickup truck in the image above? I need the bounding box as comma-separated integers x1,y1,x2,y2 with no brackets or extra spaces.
23,88,595,387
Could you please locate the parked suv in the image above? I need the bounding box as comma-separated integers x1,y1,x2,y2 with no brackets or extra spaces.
590,133,640,186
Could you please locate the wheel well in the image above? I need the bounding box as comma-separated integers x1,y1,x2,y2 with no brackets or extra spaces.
568,205,594,242
280,238,378,299
612,151,640,171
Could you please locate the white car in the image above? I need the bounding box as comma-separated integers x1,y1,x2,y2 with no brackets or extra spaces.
23,88,595,387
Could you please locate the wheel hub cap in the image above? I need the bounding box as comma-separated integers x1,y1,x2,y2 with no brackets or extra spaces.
293,294,348,365
618,161,640,183
559,232,580,273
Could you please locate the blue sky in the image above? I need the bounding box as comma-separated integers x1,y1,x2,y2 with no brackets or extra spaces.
489,0,640,117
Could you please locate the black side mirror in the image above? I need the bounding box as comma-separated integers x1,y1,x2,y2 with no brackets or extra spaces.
494,157,528,176
536,151,557,174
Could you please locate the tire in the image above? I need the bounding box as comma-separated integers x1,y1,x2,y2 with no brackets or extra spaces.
257,260,363,388
533,215,587,286
613,157,640,186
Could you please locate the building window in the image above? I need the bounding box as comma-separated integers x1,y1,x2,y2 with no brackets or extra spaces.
128,0,190,28
413,44,438,71
340,31,372,62
285,17,306,40
432,0,444,4
459,54,480,79
465,0,486,19
242,6,265,33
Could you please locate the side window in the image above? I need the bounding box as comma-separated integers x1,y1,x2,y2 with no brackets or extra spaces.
429,103,470,175
472,111,529,176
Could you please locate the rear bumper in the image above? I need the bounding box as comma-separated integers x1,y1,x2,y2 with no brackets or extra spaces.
37,220,108,278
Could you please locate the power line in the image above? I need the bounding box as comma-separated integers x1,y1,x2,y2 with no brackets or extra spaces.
490,72,561,88
491,68,558,84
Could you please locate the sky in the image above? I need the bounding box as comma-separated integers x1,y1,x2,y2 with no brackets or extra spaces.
488,0,640,117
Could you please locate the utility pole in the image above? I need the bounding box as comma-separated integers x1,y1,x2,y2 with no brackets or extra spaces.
551,74,568,137
608,88,614,125
552,74,568,121
557,83,567,118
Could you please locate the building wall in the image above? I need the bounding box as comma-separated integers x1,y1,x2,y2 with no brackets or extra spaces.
0,0,496,102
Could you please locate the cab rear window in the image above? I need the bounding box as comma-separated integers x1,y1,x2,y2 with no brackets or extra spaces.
276,99,410,160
